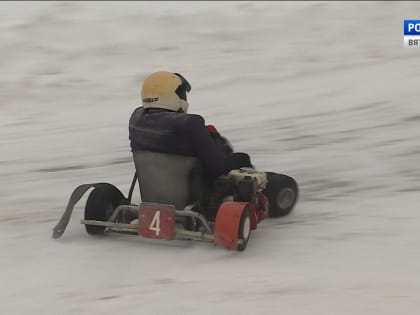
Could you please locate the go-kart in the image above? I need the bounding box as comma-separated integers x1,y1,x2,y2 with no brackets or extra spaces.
53,150,298,251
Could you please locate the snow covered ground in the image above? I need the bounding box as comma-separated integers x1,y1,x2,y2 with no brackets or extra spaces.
1,1,420,314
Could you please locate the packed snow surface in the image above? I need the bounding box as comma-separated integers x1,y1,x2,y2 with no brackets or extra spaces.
1,2,420,314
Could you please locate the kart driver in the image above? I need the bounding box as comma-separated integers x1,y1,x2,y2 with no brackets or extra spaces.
129,71,253,178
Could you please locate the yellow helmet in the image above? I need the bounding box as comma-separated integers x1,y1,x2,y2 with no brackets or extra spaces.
141,71,191,113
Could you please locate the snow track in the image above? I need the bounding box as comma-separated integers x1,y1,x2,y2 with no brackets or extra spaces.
1,2,420,314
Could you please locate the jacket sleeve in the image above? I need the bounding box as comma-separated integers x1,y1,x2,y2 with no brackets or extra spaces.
189,115,226,177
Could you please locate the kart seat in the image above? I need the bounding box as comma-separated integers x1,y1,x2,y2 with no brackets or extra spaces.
132,150,204,210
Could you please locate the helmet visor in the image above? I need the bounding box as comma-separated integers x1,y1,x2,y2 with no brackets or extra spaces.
174,73,191,101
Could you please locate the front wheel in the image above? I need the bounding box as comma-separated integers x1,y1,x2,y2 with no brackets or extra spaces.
263,173,298,218
84,183,127,235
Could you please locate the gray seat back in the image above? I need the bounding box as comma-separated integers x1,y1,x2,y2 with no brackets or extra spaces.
133,150,203,210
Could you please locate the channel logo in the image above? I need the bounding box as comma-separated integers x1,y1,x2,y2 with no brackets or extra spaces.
404,20,420,48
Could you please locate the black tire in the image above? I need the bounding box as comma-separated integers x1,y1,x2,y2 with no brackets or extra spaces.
237,206,251,251
263,172,298,218
84,183,127,235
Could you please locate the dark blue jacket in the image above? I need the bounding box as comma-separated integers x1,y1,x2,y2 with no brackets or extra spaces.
129,107,225,177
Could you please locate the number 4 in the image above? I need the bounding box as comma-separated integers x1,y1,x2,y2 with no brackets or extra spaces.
149,210,161,236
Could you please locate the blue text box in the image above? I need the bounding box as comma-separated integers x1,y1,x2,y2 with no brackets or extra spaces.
404,20,420,35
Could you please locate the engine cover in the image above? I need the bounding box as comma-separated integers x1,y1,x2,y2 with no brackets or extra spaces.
228,168,267,190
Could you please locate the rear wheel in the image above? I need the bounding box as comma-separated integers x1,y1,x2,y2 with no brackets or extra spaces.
263,173,298,218
237,207,251,251
84,183,127,235
214,202,251,251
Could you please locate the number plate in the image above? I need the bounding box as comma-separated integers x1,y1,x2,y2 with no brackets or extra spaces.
138,203,175,240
